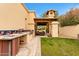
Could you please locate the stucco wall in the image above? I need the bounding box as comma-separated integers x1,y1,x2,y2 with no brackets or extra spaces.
0,3,29,30
59,25,79,39
25,12,35,30
51,21,59,37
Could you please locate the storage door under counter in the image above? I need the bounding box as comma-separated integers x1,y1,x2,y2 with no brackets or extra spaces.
0,38,20,56
11,38,20,56
12,35,27,55
0,40,11,56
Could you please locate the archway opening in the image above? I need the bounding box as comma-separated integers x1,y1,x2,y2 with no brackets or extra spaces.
35,22,49,35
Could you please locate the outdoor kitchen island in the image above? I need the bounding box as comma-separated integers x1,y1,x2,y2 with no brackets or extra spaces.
0,32,30,56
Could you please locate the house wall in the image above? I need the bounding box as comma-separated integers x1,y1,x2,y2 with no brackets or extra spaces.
59,25,79,39
0,3,36,30
25,12,36,37
25,12,35,30
0,3,28,30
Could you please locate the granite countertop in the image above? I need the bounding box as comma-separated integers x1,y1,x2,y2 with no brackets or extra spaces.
0,32,30,40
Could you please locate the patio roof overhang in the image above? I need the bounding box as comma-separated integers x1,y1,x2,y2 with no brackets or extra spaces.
34,17,58,22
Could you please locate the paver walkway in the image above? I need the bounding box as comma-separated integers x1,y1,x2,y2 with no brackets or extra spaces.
16,36,41,56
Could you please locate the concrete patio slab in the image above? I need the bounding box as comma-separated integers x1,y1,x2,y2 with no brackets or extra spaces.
16,36,41,56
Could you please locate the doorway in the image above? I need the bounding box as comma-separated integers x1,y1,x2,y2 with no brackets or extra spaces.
35,22,49,35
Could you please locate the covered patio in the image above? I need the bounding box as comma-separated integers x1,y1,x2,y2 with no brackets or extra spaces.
34,18,59,37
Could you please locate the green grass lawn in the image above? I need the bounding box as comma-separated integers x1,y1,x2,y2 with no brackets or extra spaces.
41,37,79,56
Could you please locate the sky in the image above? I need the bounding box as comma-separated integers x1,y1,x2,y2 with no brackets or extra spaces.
24,3,79,17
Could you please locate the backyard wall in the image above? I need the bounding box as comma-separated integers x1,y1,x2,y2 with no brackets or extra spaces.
59,24,79,39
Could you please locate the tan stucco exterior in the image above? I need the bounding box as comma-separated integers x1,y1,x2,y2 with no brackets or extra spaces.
0,3,36,30
0,4,25,30
51,21,59,37
25,12,36,30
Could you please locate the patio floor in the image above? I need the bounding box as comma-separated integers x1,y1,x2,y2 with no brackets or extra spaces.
16,36,41,56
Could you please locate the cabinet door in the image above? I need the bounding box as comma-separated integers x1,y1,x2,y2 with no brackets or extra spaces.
0,40,9,56
0,41,2,56
2,41,9,56
12,38,19,56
